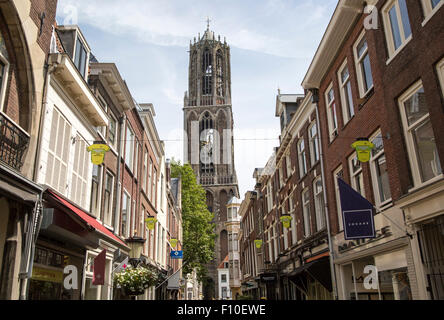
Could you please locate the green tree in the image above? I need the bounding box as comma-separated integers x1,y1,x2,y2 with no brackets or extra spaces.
171,160,215,280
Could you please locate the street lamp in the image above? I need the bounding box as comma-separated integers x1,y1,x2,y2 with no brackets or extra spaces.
127,232,146,268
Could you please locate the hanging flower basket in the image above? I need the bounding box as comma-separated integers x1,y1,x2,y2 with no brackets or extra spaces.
114,266,158,296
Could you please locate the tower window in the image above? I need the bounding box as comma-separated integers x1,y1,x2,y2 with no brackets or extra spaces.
216,50,224,97
202,48,213,95
200,112,214,174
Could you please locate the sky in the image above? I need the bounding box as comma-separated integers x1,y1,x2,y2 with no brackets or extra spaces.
56,0,338,199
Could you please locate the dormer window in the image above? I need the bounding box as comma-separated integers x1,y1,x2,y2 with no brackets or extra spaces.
74,36,88,78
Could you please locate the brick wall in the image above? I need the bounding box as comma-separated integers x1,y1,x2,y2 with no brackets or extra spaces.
30,0,58,54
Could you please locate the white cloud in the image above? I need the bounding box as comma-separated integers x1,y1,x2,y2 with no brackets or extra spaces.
57,0,336,58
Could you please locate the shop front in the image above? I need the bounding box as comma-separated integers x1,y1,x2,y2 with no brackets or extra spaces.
30,188,129,300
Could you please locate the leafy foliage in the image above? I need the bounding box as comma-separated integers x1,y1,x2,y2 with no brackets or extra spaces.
171,160,215,281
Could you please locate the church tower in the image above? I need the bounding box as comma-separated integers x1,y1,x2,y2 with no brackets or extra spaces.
183,21,239,299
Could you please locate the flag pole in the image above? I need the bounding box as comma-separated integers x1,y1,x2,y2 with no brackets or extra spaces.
155,261,188,290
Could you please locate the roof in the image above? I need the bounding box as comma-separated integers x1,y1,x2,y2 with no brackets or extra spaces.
302,0,377,89
218,255,229,269
275,93,304,117
227,196,240,206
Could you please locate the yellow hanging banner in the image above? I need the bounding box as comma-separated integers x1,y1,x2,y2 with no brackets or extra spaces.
170,239,178,248
351,140,375,163
280,215,292,229
254,240,263,249
145,217,157,230
87,144,110,165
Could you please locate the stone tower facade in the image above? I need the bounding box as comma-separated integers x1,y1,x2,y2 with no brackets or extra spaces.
183,24,239,299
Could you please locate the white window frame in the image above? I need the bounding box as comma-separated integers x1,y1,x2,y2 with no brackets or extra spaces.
90,164,103,218
143,149,148,193
398,80,443,188
125,124,135,173
369,130,393,208
0,50,10,113
314,177,326,232
279,164,284,188
349,152,365,197
337,59,355,124
46,107,71,195
353,30,374,98
382,0,413,61
121,190,131,238
71,134,90,209
333,166,344,231
103,170,114,227
286,153,292,179
298,138,307,177
421,0,444,25
83,251,112,300
325,83,338,141
302,188,311,238
437,58,444,102
132,199,136,237
309,121,320,165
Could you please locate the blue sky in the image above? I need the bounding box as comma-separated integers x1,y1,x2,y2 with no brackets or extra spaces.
56,0,337,198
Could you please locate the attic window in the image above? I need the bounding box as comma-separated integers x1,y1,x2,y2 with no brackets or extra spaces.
74,36,87,78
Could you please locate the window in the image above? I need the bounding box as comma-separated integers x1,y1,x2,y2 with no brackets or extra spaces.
46,107,71,195
74,36,88,78
338,61,355,124
221,274,227,283
399,82,442,186
325,84,338,141
121,191,131,237
108,115,117,148
370,131,392,207
283,220,289,250
134,142,139,179
140,206,146,238
349,153,365,197
354,32,374,97
103,171,114,226
132,200,136,237
90,165,102,217
160,173,165,209
272,223,278,262
286,154,292,178
71,135,89,208
279,165,284,188
302,189,311,237
290,196,297,245
94,95,107,137
148,158,152,200
383,0,412,58
421,0,443,22
0,42,10,112
143,150,148,193
298,138,307,177
309,122,320,165
125,125,134,172
152,168,157,206
437,58,444,101
314,177,326,231
333,167,344,231
266,181,273,212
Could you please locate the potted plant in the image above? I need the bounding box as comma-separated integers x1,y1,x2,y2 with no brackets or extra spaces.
114,266,158,296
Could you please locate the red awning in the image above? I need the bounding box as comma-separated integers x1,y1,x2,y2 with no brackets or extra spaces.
48,189,127,247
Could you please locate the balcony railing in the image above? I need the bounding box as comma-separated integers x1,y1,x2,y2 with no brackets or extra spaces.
198,174,237,186
0,114,29,171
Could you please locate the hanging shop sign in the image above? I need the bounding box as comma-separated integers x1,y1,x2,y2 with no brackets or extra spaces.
280,215,292,229
338,178,376,240
170,250,183,259
87,144,110,165
351,139,374,163
254,240,263,249
170,239,178,248
145,217,157,230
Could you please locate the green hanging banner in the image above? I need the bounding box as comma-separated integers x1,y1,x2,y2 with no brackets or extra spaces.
280,215,292,229
351,139,375,163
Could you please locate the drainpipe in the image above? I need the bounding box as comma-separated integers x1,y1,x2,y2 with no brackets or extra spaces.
310,88,338,300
